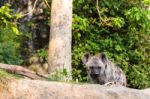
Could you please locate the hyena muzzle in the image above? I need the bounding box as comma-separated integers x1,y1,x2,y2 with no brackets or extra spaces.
82,52,126,86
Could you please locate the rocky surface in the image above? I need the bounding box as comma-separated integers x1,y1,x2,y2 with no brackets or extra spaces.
0,79,150,99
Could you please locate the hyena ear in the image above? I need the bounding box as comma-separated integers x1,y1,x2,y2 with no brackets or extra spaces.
82,53,91,64
99,52,108,64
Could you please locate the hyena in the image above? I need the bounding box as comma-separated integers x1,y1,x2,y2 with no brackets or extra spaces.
82,52,126,86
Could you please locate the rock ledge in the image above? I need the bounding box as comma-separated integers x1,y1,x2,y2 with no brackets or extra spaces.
0,79,150,99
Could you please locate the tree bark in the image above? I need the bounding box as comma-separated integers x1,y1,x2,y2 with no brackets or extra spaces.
48,0,72,75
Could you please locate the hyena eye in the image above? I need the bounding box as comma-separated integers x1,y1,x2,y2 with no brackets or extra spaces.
98,67,101,69
89,67,94,69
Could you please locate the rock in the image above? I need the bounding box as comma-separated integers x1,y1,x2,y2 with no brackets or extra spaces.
0,79,150,99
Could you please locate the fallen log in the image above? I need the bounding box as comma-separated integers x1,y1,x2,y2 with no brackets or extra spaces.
0,63,48,80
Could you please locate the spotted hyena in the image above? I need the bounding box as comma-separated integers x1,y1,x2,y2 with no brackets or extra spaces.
82,52,126,86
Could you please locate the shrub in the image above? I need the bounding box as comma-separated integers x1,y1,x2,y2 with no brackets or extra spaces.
72,0,150,89
0,4,23,65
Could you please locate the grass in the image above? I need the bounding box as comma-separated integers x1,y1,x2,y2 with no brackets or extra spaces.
0,69,22,79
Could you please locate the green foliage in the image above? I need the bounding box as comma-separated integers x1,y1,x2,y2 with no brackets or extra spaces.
0,69,22,78
72,68,87,83
0,69,13,77
0,4,23,65
111,17,125,28
72,0,150,89
48,68,71,82
125,7,150,32
37,49,48,60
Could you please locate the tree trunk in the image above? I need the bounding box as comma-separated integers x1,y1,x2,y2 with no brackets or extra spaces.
48,0,72,75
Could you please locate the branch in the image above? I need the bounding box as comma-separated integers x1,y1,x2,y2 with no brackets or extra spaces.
96,0,112,27
20,0,38,18
44,0,50,8
96,0,101,23
0,63,48,80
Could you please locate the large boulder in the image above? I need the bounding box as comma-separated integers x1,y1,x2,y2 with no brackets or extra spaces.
0,79,150,99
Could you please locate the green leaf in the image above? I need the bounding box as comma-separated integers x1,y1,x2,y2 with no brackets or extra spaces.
11,27,19,35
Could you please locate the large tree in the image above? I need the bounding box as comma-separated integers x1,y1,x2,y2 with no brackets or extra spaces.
48,0,72,75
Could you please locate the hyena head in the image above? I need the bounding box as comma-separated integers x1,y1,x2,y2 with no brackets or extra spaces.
82,52,108,79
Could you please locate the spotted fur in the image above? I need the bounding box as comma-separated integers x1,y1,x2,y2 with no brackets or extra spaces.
82,52,126,86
